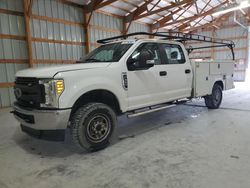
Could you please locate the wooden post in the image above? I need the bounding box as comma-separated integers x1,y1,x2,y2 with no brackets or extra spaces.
212,28,215,60
122,18,129,35
149,24,155,38
23,0,33,67
84,12,91,54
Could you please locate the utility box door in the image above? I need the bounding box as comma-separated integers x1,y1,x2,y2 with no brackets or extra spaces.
192,62,210,97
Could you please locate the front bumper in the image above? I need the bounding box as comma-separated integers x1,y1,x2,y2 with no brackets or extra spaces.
13,104,71,130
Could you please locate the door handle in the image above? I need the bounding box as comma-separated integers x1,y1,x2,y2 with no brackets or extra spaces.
159,71,167,76
185,69,191,74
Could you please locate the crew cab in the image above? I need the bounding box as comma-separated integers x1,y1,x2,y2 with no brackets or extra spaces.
13,32,235,151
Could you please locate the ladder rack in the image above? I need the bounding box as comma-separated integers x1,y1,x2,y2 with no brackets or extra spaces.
97,32,235,60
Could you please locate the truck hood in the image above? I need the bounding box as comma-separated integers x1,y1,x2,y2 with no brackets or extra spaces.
16,63,111,78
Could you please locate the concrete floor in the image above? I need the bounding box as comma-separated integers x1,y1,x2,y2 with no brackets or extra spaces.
1,82,250,188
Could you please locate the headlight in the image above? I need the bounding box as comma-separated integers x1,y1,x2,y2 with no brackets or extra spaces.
39,79,65,108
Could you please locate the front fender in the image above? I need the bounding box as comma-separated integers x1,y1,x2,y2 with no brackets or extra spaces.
58,76,128,112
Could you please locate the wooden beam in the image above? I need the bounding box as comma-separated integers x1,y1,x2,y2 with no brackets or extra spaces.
186,12,231,32
178,22,191,31
160,1,227,29
239,8,250,20
0,59,28,64
148,0,161,12
94,0,117,10
124,0,154,23
163,0,212,27
85,0,103,12
0,83,15,88
152,2,193,29
135,0,194,21
58,0,84,8
33,59,75,64
23,0,33,68
200,0,212,13
122,17,130,35
0,34,26,40
31,37,85,46
27,0,33,17
32,14,84,27
84,12,91,54
195,2,199,14
0,8,24,16
121,0,171,23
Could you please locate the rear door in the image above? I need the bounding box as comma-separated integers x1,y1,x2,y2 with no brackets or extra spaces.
159,43,193,100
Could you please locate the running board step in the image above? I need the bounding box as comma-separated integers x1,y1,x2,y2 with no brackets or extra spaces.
127,104,176,118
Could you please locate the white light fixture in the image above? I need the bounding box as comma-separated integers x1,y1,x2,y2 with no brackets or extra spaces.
212,0,250,16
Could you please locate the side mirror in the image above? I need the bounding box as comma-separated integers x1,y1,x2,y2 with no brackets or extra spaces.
137,50,155,69
146,60,155,66
127,50,155,71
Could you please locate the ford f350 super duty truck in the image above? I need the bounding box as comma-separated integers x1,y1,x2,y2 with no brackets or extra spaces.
12,32,235,151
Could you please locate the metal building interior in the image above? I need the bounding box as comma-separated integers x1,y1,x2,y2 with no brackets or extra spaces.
0,0,250,187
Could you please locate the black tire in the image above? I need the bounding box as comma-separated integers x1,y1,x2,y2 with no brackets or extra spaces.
204,84,223,109
70,103,117,152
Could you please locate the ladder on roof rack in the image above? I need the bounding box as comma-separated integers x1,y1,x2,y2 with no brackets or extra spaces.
97,32,235,60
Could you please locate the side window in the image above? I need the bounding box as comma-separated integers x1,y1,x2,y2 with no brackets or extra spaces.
128,43,162,65
162,44,186,64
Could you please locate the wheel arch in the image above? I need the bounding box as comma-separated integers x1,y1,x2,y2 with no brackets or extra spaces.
214,80,224,90
69,89,122,121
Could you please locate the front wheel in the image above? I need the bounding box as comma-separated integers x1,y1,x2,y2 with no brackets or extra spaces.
204,84,223,109
70,103,117,151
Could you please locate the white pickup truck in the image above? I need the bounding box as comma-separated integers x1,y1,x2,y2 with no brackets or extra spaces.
13,32,235,151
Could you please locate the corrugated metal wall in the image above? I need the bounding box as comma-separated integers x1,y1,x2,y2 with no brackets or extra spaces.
215,26,248,81
31,0,85,67
0,0,28,107
0,0,150,107
89,12,122,51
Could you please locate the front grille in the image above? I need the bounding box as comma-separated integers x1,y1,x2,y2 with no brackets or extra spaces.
15,77,38,85
14,77,45,108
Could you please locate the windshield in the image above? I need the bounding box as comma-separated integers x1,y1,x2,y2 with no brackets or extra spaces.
79,42,133,63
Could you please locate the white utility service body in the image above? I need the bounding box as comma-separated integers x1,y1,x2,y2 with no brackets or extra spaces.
191,60,234,97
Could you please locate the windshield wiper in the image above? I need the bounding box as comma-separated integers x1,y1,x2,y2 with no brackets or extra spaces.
85,58,102,62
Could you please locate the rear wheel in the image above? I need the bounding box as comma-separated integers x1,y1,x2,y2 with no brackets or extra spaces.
70,103,117,151
204,84,223,109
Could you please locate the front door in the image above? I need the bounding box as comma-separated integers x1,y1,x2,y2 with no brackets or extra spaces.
126,42,166,111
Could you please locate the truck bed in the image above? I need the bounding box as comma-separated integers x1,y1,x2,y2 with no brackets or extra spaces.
191,59,234,97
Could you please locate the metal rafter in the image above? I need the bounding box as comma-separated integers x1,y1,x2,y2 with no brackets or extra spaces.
178,0,214,32
152,2,193,29
179,0,230,31
167,0,214,25
134,0,195,21
121,0,172,23
123,0,155,34
160,1,227,29
200,0,213,13
184,12,232,32
94,0,117,10
124,0,154,23
195,1,199,14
